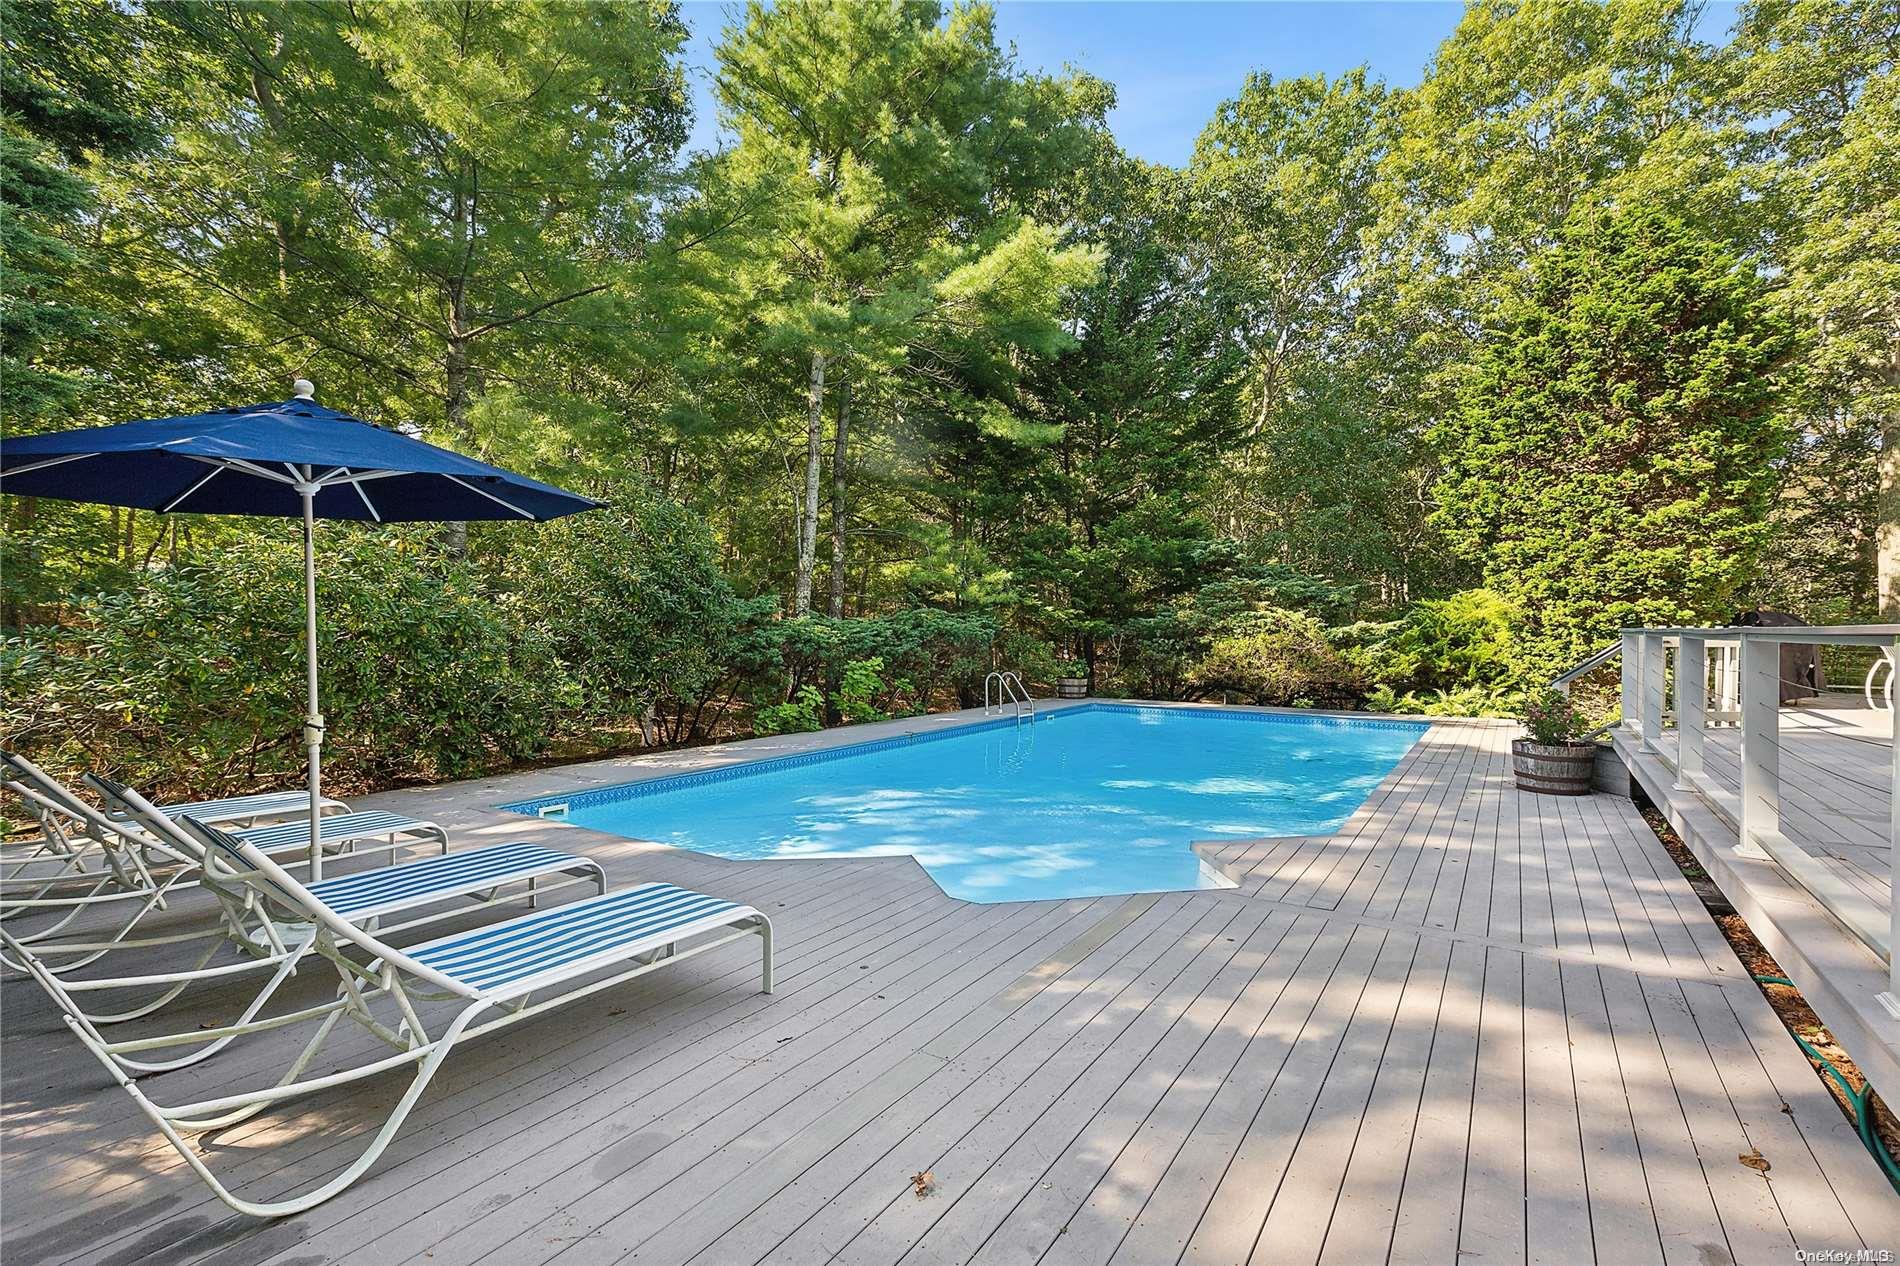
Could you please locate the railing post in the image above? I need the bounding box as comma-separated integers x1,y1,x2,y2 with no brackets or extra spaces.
1676,634,1706,791
1887,634,1900,1014
1716,643,1741,718
1640,632,1668,753
1620,630,1642,732
1736,633,1777,860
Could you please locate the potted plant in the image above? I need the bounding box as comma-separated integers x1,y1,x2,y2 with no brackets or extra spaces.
1055,659,1089,699
1512,687,1597,795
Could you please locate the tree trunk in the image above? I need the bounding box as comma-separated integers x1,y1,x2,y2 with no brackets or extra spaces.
441,330,471,556
1880,413,1899,618
829,376,851,619
793,349,826,615
2,495,32,627
245,33,294,291
441,161,475,557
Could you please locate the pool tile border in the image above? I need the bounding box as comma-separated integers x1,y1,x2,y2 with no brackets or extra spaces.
498,702,1428,817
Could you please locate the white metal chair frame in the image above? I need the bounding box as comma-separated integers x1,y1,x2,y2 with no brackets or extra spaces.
0,761,208,973
73,824,772,1218
1,752,185,898
9,777,608,1075
0,754,444,979
1,776,155,900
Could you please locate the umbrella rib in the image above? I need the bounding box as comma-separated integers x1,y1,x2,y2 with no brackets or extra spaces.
443,474,535,519
314,468,403,486
352,480,383,522
2,453,99,478
159,465,224,513
201,456,300,485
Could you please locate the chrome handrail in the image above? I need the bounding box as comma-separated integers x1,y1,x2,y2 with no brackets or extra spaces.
983,670,1034,721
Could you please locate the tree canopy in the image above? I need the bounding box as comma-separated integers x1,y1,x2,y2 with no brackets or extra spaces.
2,0,1890,793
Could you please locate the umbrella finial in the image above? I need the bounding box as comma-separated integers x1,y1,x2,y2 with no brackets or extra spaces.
292,378,316,401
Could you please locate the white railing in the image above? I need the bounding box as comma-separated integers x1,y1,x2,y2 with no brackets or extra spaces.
1620,623,1900,1011
1869,647,1896,712
1556,637,1740,726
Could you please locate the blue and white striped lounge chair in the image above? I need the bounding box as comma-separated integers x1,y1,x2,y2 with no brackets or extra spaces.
2,741,431,878
10,780,607,1074
2,747,349,833
134,787,350,827
73,821,771,1218
0,754,447,982
226,808,450,863
1,756,205,972
84,768,444,875
0,749,346,916
1,751,178,903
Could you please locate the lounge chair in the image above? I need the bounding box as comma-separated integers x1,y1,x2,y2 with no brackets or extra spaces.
2,747,347,836
0,753,343,940
226,808,449,859
0,756,446,984
72,818,771,1217
1,760,204,970
1,752,176,902
120,787,349,828
9,777,609,1073
2,777,158,912
3,751,445,891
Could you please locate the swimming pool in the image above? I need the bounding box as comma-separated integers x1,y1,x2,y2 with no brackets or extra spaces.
502,704,1427,903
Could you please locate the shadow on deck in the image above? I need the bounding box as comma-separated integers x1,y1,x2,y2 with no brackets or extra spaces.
5,706,1895,1265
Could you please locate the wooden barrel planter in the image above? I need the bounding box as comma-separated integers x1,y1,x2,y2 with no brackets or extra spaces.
1056,677,1089,699
1511,739,1596,795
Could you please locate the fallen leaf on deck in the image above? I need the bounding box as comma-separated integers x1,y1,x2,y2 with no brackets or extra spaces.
911,1170,936,1198
1738,1148,1770,1174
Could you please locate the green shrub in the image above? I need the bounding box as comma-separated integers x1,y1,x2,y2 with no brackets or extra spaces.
1362,683,1521,718
753,685,825,735
1112,570,1357,700
492,490,772,744
1188,608,1365,707
762,609,997,711
4,526,571,797
1337,588,1520,694
835,657,893,724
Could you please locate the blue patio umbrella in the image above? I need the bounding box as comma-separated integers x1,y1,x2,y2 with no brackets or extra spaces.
1,381,601,875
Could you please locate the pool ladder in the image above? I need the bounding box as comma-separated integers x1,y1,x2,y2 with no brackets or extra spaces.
984,670,1035,722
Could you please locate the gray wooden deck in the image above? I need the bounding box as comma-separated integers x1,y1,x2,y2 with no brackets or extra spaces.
1616,697,1900,1136
1671,703,1893,913
5,707,1896,1265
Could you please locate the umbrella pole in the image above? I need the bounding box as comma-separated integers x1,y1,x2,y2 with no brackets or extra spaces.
300,484,325,881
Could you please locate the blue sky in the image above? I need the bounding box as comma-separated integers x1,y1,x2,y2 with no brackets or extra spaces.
676,1,1740,169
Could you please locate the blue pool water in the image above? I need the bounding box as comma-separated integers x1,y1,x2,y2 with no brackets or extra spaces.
504,705,1427,904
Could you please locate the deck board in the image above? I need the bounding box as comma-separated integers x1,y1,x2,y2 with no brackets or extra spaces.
4,703,1895,1265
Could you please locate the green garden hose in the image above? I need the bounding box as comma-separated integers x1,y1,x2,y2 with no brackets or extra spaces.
1754,975,1900,1191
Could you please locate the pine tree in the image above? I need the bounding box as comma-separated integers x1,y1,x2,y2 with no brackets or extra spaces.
1431,205,1795,673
